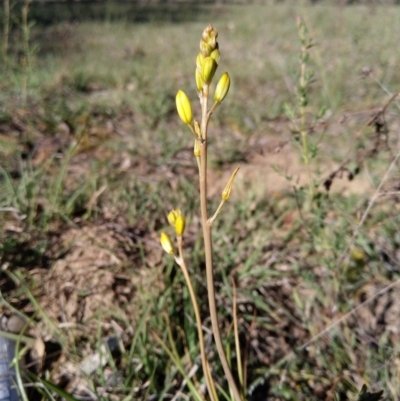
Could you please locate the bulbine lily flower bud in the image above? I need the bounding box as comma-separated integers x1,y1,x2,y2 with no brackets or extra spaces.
199,41,213,57
200,24,218,56
195,68,204,92
194,139,201,157
202,57,217,85
160,232,174,255
210,48,220,65
176,90,193,125
222,166,240,201
175,215,186,237
168,209,181,226
196,52,205,71
214,72,230,103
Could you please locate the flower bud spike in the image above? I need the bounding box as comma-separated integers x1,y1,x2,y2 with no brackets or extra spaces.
160,232,174,255
176,90,193,125
222,166,240,201
175,215,186,237
214,72,230,104
202,57,217,85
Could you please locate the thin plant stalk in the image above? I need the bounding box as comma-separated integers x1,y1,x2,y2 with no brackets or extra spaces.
176,236,219,401
169,25,242,400
298,19,314,203
232,280,244,396
199,82,242,401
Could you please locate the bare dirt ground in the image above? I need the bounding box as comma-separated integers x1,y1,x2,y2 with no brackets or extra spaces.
1,103,399,399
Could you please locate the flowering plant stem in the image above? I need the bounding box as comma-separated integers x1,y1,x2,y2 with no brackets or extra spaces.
199,83,242,401
167,24,243,400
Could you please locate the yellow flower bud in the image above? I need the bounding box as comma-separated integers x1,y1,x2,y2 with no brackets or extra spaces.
176,90,193,125
222,166,240,201
175,215,186,237
214,72,230,103
201,24,218,51
167,209,181,226
196,52,204,70
195,68,204,92
202,57,217,85
200,40,213,57
210,48,220,65
160,232,174,255
194,139,201,157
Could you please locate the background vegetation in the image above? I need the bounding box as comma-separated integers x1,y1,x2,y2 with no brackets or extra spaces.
1,1,400,400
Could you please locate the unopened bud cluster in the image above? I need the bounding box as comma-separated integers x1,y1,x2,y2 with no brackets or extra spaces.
168,209,186,237
175,24,230,129
160,209,187,255
163,25,236,257
195,24,229,100
196,29,219,89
